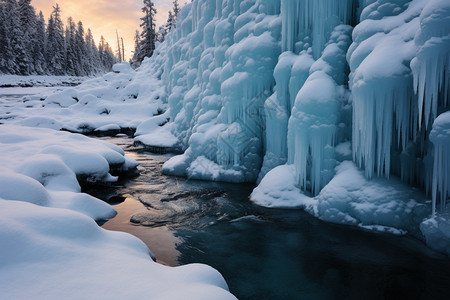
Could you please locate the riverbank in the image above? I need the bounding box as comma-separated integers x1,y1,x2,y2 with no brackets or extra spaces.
0,74,87,87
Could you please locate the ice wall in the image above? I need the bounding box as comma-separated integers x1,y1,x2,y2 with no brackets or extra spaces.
261,0,356,191
147,0,449,203
160,0,282,181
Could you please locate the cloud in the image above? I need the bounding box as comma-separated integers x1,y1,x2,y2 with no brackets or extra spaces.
32,0,175,60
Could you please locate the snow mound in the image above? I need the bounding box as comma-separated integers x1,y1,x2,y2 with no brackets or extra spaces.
0,200,236,300
250,164,316,211
252,161,430,235
317,161,429,233
0,125,141,220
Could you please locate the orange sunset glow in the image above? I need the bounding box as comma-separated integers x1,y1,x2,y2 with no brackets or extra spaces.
32,0,174,60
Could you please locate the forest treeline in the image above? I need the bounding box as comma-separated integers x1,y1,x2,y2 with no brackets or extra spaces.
0,0,117,76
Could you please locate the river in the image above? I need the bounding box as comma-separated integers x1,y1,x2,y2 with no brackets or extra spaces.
91,135,450,300
2,88,450,300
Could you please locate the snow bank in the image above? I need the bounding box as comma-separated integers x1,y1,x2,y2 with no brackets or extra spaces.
0,200,236,300
252,161,430,235
0,125,139,220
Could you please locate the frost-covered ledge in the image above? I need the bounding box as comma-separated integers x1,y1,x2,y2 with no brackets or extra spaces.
0,125,236,299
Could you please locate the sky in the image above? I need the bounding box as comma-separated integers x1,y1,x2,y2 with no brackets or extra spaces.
32,0,176,60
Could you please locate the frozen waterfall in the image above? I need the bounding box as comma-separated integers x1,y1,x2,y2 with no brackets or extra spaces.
126,0,449,254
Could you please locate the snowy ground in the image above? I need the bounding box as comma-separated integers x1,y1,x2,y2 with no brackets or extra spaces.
0,123,235,298
0,63,179,150
0,74,86,87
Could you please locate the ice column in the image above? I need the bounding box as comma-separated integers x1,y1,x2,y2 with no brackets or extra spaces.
288,25,353,195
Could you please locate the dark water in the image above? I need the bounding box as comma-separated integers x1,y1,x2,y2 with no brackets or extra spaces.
91,135,450,300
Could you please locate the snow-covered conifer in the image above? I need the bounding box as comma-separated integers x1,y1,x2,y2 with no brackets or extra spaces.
46,4,65,75
138,0,157,60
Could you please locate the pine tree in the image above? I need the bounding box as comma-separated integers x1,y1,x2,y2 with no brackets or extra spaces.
98,35,116,72
85,28,101,75
172,0,180,23
156,0,179,44
75,21,87,75
138,0,157,60
2,0,28,74
130,30,141,68
46,4,65,75
17,0,36,74
161,10,174,42
0,1,11,73
32,11,46,74
64,17,76,75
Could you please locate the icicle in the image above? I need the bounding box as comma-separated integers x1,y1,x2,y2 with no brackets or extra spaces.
411,0,450,130
430,111,450,216
349,1,430,180
281,0,358,57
